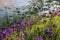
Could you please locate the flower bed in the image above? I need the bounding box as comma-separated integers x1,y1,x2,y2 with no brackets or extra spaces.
0,10,60,40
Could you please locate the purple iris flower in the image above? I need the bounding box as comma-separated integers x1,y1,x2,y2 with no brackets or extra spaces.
49,11,53,14
1,30,7,38
6,28,13,34
49,10,55,14
2,29,6,34
11,23,17,31
0,37,2,40
50,33,55,37
0,36,4,40
20,23,26,30
2,33,6,38
45,28,51,34
23,21,27,25
23,32,28,36
2,28,13,36
38,37,43,40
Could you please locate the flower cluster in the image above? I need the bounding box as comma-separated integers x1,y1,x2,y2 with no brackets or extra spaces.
0,9,60,40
